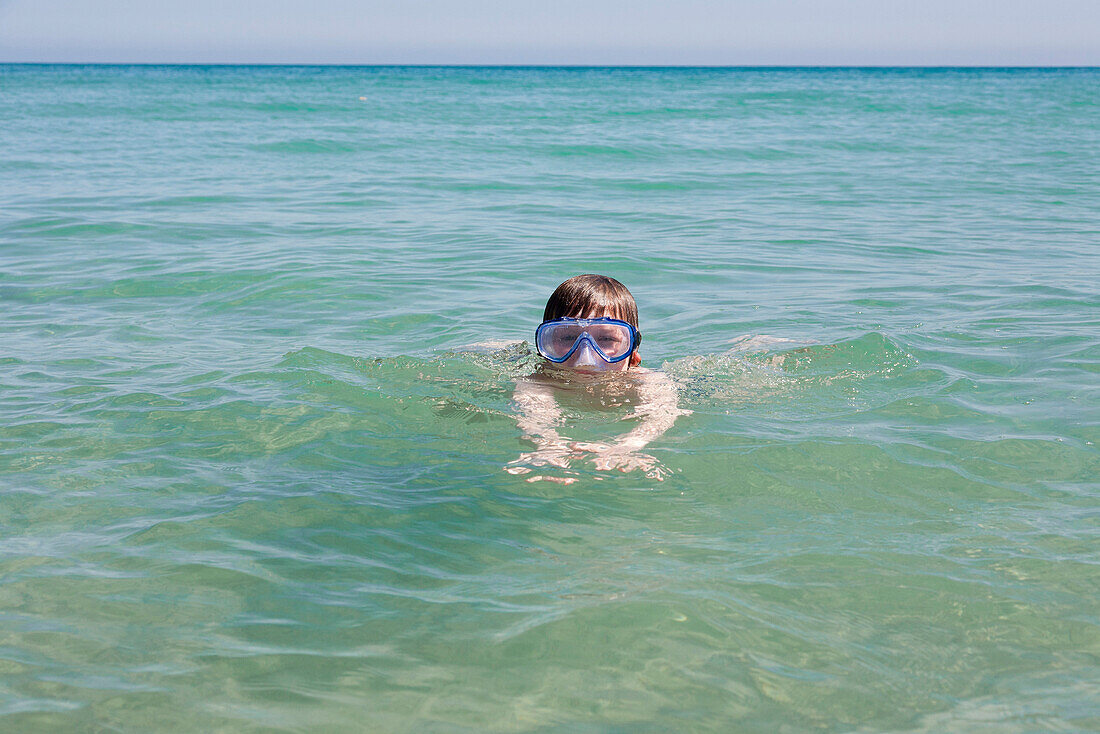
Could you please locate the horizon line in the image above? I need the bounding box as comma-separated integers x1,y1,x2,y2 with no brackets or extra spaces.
3,62,1098,69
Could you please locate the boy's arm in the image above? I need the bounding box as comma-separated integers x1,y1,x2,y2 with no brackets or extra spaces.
513,377,564,445
508,377,573,470
573,370,688,479
614,369,688,452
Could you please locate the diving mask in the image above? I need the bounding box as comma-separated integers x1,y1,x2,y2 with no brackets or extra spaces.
535,317,641,367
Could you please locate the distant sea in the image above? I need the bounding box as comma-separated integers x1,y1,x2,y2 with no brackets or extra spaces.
1,65,1098,732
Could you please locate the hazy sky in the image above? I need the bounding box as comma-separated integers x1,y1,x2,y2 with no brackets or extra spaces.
1,0,1097,65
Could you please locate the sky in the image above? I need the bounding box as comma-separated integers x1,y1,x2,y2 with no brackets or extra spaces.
1,0,1097,65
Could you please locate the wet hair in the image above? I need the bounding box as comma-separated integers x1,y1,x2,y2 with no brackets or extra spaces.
542,274,639,327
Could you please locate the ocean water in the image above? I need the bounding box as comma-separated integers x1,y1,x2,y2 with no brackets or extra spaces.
1,65,1098,732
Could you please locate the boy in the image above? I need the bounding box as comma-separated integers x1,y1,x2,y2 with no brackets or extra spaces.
508,274,686,481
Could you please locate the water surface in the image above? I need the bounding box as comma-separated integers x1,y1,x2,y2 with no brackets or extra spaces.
1,65,1098,732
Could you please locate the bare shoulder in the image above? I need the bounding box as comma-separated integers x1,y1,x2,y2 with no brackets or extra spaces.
631,367,683,404
632,366,674,386
513,373,559,400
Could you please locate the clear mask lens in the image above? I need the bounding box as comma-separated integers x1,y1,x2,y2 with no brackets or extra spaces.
535,318,638,364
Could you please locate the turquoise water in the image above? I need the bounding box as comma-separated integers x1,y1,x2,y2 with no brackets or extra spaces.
1,65,1098,731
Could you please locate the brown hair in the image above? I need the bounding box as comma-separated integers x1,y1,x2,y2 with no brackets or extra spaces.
543,274,641,366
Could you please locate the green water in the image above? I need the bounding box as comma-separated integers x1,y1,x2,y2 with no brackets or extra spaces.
1,65,1098,732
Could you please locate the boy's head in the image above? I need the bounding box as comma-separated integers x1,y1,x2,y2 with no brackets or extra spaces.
541,274,642,370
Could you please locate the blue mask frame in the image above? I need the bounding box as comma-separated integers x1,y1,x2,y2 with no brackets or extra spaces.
535,317,642,364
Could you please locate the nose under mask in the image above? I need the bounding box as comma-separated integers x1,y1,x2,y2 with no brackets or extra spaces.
571,339,611,370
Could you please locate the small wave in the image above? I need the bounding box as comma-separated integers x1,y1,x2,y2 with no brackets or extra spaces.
664,332,919,412
249,139,359,154
132,194,247,208
544,143,653,158
444,342,543,379
273,345,535,405
749,332,917,378
0,159,48,171
0,217,161,238
725,334,806,353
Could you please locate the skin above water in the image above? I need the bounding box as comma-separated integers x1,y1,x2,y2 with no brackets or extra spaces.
509,366,686,481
